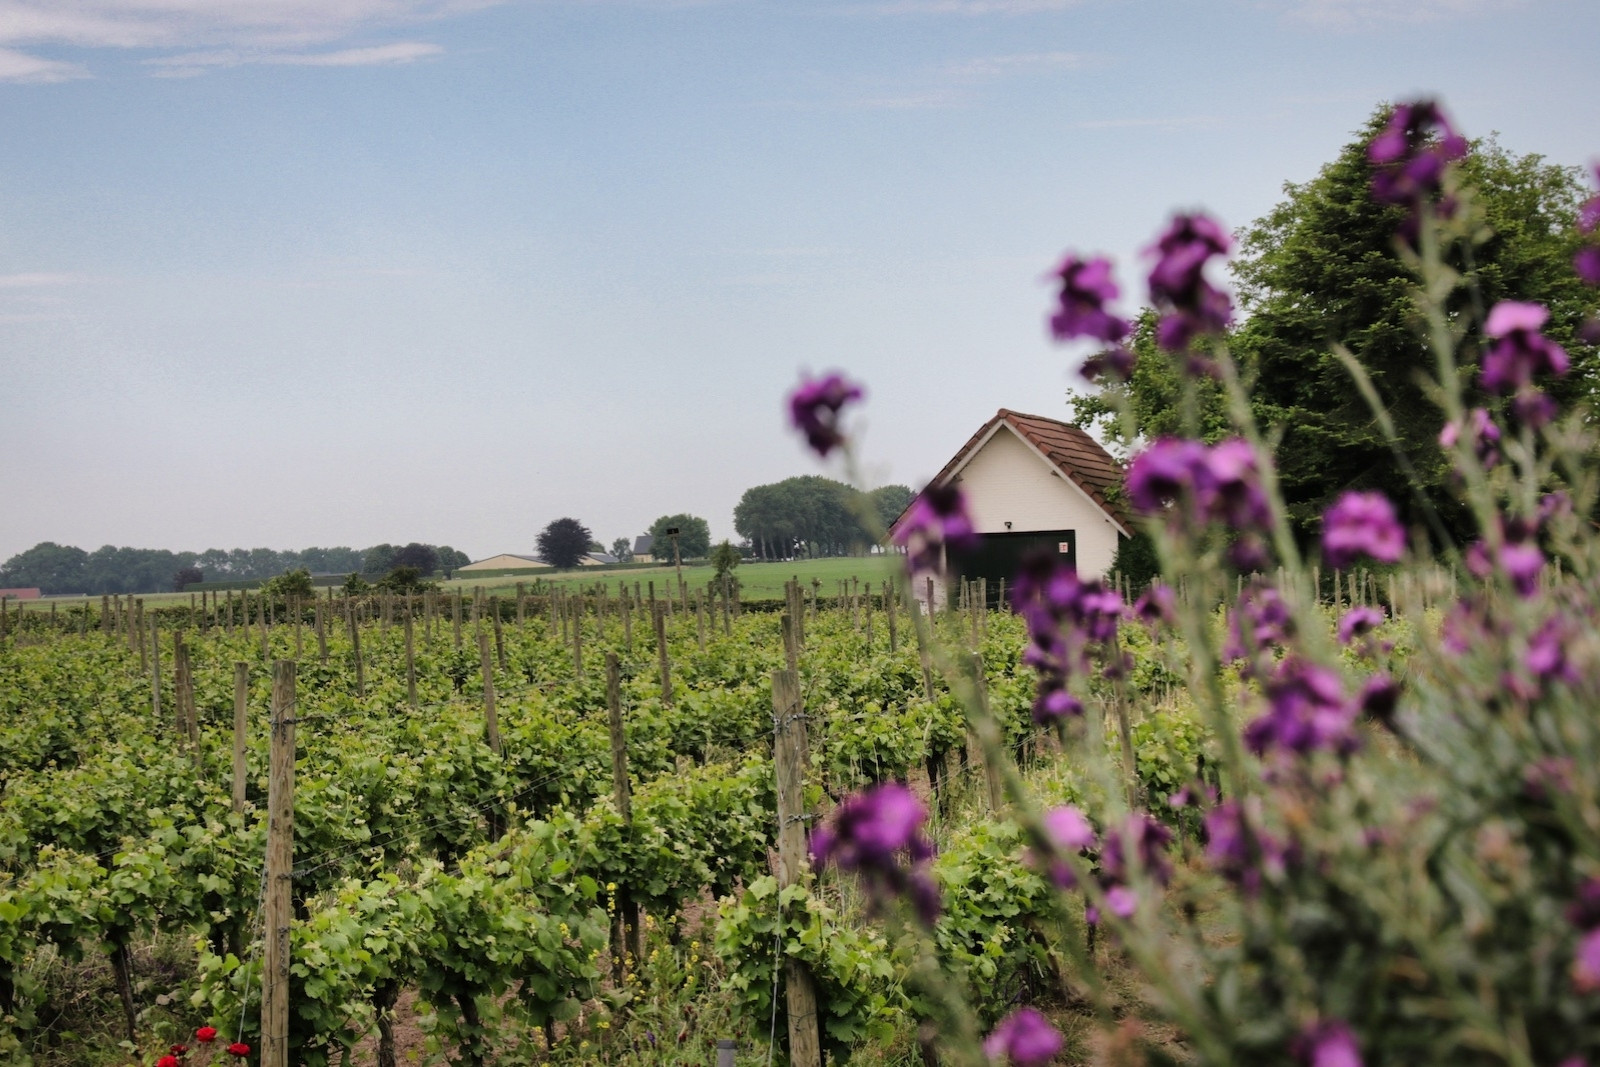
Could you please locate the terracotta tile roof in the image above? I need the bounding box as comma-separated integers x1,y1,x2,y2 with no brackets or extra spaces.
891,408,1128,534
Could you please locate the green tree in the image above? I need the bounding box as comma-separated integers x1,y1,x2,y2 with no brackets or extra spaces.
0,542,90,594
710,540,742,581
376,566,437,594
867,484,915,531
647,514,711,561
262,568,315,599
1072,105,1599,543
609,537,633,563
537,518,594,569
363,544,398,576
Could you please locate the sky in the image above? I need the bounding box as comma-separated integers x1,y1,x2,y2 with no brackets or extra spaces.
1,0,1597,562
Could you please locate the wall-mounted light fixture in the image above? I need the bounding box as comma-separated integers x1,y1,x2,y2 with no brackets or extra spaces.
1004,521,1013,530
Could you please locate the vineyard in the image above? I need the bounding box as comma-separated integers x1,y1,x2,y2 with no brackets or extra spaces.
0,577,1194,1066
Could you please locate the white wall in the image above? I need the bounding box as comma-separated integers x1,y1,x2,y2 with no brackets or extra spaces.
950,425,1123,578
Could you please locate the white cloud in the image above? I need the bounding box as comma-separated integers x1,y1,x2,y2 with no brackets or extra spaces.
0,47,89,83
146,40,443,76
0,0,495,81
0,272,88,287
944,51,1098,77
846,0,1086,13
1276,0,1523,24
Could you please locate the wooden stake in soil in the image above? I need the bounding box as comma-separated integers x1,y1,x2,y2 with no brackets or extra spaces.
771,668,823,1067
695,590,706,651
492,598,507,672
232,662,250,814
967,654,1002,812
654,603,672,706
605,653,641,974
404,611,418,708
348,600,366,699
478,633,501,756
885,581,898,652
150,617,163,725
263,660,297,1067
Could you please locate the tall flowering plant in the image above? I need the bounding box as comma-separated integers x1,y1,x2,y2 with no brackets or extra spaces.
790,98,1600,1066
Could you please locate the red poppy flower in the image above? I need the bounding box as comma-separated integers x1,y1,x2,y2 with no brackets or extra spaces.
196,1027,218,1043
226,1043,251,1058
170,1045,189,1055
157,1056,180,1067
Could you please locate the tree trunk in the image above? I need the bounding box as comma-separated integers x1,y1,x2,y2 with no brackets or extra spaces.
456,992,485,1067
110,937,137,1044
374,980,400,1067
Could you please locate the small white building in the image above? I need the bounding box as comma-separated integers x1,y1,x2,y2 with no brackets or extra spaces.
455,553,550,577
890,408,1129,611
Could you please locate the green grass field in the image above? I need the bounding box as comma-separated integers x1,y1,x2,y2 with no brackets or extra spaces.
442,555,899,600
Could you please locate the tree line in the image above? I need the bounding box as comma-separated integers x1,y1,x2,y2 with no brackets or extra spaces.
0,541,471,596
733,476,912,560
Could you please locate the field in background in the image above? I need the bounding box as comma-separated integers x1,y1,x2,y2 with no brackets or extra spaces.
443,555,900,600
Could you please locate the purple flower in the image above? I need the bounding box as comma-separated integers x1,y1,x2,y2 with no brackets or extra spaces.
789,373,864,457
1246,658,1357,757
1049,254,1130,345
1465,522,1544,597
1145,212,1234,353
1337,606,1385,645
1439,408,1502,469
1078,345,1135,384
1012,552,1123,722
1099,813,1173,887
1574,929,1600,993
893,483,979,576
1576,165,1600,284
1205,800,1293,895
811,783,941,923
1039,805,1096,888
1133,584,1176,626
983,1007,1062,1067
1481,301,1569,394
1294,1020,1363,1067
1355,673,1400,727
1528,617,1579,687
1368,99,1467,209
1126,437,1273,533
1321,491,1405,570
1511,387,1558,429
1567,878,1600,932
1224,581,1294,665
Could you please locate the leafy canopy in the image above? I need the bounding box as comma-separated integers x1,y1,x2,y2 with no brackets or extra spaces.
537,517,594,569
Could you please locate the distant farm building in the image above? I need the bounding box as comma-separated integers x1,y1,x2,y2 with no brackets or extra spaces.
0,588,41,600
632,535,655,563
455,554,550,578
583,552,620,566
890,408,1128,611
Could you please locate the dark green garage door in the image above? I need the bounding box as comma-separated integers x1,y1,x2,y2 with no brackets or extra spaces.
946,530,1075,608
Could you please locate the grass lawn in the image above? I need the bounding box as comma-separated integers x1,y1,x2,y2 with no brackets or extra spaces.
442,555,900,600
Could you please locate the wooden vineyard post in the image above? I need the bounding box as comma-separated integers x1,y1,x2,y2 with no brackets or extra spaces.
720,576,732,636
452,593,463,650
885,581,898,653
621,587,633,654
175,634,200,769
516,583,526,627
347,601,366,699
101,594,112,635
573,601,585,683
263,660,297,1067
258,593,270,662
478,633,501,756
968,654,1002,812
314,600,328,663
771,669,823,1067
781,614,798,672
695,590,706,651
150,616,163,725
136,600,148,673
492,598,507,671
404,611,418,708
232,663,250,814
653,604,672,706
605,653,641,975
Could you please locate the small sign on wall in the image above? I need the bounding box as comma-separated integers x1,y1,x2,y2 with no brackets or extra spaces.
1058,542,1071,553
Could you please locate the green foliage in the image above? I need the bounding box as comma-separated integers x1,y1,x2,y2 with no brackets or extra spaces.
710,540,741,581
374,566,437,595
647,514,711,562
260,567,315,599
539,518,596,569
734,476,902,560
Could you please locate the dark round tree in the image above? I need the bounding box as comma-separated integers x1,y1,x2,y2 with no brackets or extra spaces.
537,518,594,569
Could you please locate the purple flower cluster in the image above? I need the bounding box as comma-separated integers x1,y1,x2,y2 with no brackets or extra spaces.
1320,491,1405,570
983,1007,1062,1067
892,482,979,577
788,373,864,458
1465,518,1545,597
1439,408,1502,469
1336,606,1385,646
1223,581,1294,666
1035,806,1171,923
1013,553,1123,723
1245,658,1359,758
1204,799,1295,896
1049,254,1130,346
1145,213,1234,354
1125,437,1273,535
1570,878,1600,993
1294,1020,1363,1067
1575,165,1600,285
1040,805,1096,889
1367,100,1466,217
1480,302,1569,396
810,782,941,925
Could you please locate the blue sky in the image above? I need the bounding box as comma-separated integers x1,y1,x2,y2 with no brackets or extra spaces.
1,0,1596,561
